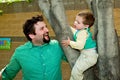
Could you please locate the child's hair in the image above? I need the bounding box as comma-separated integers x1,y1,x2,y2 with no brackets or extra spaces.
77,10,95,27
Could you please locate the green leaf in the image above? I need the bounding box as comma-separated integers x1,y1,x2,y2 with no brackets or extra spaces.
0,0,32,3
0,10,3,15
0,10,3,13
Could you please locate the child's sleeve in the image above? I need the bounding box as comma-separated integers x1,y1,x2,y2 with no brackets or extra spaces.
70,30,88,50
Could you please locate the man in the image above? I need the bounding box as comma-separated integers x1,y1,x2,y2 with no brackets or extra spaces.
0,15,66,80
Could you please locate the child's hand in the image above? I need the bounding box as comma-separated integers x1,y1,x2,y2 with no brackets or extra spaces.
61,37,70,47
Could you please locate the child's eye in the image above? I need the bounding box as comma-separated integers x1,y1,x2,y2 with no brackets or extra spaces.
76,21,80,24
75,20,80,24
40,27,44,30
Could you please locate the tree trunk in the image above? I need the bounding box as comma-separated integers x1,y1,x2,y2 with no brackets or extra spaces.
94,0,120,79
38,0,79,68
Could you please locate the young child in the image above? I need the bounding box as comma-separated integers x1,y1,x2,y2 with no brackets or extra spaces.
62,10,98,80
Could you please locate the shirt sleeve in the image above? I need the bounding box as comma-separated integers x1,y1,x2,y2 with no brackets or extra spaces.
57,42,68,62
70,30,88,50
60,44,68,62
2,51,21,80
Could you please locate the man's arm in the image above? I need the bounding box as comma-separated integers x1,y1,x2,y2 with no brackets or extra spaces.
0,66,6,79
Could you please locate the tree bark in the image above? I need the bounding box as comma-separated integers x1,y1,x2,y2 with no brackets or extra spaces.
94,0,120,79
38,0,79,68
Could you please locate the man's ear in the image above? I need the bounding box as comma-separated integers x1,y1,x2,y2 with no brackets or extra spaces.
29,34,35,39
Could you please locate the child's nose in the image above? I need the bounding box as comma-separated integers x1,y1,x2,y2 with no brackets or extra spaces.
45,27,49,32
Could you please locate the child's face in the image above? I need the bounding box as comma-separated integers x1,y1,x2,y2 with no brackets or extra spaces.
73,16,88,30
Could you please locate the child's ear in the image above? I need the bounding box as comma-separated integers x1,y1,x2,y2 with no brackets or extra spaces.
29,34,35,39
85,25,89,28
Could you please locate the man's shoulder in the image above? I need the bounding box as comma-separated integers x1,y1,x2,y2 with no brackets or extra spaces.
16,41,31,51
49,39,60,47
50,39,58,43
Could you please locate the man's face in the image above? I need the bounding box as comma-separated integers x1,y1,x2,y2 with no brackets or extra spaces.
31,21,50,44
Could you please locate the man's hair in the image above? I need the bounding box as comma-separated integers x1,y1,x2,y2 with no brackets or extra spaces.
77,10,95,27
23,15,44,41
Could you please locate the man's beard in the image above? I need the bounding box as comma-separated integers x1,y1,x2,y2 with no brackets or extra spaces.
43,35,50,43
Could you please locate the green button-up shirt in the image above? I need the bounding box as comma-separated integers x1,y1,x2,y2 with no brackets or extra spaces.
2,40,66,80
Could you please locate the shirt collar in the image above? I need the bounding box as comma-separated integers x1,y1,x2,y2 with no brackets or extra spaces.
26,41,49,49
